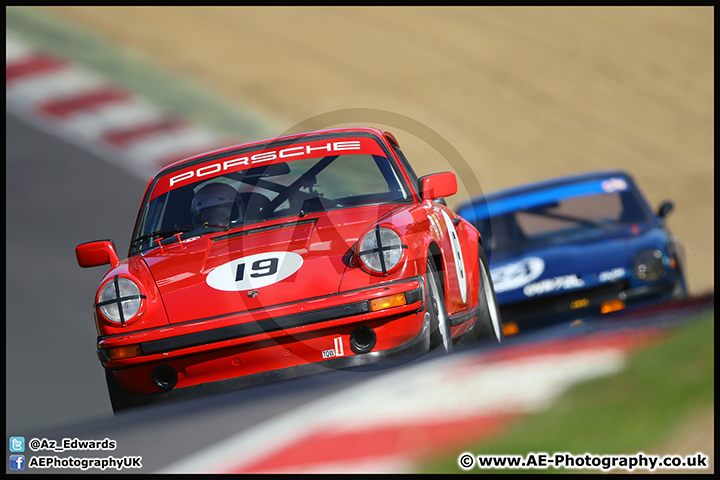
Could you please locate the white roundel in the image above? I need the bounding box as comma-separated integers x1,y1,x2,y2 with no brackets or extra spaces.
490,257,545,293
206,251,303,291
440,210,467,303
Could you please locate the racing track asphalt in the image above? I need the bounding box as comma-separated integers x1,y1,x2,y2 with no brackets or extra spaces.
5,111,145,434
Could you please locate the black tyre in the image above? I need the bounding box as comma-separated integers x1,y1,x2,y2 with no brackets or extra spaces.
426,256,453,353
105,369,148,413
672,263,689,298
457,246,504,345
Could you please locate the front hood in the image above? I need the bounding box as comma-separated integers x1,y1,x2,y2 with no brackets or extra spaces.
141,205,399,324
488,226,644,304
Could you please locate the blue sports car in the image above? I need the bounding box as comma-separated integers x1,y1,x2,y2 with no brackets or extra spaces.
456,170,688,335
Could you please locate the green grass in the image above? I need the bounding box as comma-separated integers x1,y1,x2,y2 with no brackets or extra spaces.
422,311,714,473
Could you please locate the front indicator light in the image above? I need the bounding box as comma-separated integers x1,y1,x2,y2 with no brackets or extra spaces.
503,322,519,336
601,299,626,314
570,298,590,310
106,344,142,360
370,293,407,312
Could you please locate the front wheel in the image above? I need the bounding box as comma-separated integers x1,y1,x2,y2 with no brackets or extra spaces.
458,246,504,345
105,369,149,413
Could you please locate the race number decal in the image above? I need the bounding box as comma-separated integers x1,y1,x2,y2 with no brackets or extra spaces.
440,211,467,303
206,252,303,291
490,257,545,293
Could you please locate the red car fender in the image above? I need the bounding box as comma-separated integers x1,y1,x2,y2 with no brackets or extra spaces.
94,255,170,337
451,214,482,313
336,202,480,318
337,206,428,292
424,202,480,316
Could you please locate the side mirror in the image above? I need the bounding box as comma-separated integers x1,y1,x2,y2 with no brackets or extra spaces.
657,201,674,218
420,172,457,202
76,240,120,268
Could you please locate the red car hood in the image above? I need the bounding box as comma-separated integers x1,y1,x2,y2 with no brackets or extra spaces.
141,205,399,324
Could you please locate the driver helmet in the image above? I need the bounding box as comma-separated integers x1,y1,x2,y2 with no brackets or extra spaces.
191,182,238,224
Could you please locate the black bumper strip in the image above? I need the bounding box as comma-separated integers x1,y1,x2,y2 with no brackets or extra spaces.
141,301,370,355
500,282,676,328
405,287,423,306
449,307,478,328
113,286,425,357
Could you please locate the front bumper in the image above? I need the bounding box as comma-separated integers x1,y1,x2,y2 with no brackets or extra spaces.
104,321,435,410
499,280,677,332
100,277,427,396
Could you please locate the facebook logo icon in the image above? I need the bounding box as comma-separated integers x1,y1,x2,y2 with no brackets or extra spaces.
9,455,25,470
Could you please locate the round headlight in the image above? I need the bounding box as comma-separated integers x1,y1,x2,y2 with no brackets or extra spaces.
357,226,406,275
633,249,665,281
97,276,145,326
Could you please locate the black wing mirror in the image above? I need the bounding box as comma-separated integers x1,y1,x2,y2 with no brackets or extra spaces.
657,201,674,218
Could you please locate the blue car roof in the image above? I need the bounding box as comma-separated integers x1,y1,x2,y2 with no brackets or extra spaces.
456,170,639,221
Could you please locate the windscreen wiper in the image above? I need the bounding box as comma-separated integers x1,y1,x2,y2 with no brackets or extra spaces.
133,228,193,246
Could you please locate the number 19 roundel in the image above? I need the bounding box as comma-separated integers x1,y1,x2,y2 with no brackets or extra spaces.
206,252,304,291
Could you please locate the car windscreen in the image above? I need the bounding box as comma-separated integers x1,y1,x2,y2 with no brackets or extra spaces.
130,150,410,254
474,187,652,254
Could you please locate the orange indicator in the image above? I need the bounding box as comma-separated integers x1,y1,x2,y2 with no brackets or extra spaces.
503,322,520,336
601,299,626,314
370,293,407,312
106,344,141,360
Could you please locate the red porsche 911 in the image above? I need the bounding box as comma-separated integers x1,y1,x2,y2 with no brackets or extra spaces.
76,127,503,411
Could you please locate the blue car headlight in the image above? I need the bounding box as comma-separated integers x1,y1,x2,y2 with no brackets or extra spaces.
633,249,666,281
